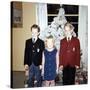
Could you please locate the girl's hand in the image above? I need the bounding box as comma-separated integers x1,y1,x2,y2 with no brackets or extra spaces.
41,69,44,76
56,69,58,74
39,65,42,70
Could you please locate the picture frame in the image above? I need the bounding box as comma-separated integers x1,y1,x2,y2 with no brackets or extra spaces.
11,2,23,28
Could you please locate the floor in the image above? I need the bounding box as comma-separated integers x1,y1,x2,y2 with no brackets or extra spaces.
11,71,87,88
11,71,25,88
11,71,63,88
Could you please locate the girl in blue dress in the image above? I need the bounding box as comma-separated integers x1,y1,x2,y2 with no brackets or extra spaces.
42,35,59,86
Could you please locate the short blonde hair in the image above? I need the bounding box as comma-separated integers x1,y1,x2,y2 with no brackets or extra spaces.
45,35,55,47
46,35,54,39
64,22,74,30
45,35,54,43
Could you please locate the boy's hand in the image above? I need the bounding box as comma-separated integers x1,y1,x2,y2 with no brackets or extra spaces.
75,65,79,69
24,64,29,76
59,65,63,71
24,64,29,70
25,69,29,76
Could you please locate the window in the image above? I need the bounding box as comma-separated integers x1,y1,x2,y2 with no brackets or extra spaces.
47,4,79,36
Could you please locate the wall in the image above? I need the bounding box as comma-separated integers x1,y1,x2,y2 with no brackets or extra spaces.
78,6,88,70
12,4,88,71
12,2,36,71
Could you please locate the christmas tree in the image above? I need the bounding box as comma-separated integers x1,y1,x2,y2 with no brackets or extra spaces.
40,5,76,49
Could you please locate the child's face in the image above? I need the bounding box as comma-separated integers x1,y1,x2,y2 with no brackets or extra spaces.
31,28,39,38
64,26,73,37
46,38,54,49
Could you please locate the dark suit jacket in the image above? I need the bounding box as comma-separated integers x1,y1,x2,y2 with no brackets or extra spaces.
24,38,45,66
59,37,80,67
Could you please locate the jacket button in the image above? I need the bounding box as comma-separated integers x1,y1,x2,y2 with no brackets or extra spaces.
33,45,34,47
32,50,35,52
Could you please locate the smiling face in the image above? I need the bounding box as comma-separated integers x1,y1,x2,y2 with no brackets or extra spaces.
64,26,72,37
31,28,39,38
46,38,54,49
64,23,74,38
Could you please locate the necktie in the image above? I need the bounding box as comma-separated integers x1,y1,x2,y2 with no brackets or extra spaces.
32,38,35,43
68,37,70,41
67,37,70,42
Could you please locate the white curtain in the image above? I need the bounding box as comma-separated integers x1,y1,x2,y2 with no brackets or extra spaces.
36,3,48,40
78,6,88,70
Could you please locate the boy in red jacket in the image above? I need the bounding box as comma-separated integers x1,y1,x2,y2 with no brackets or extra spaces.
59,22,80,85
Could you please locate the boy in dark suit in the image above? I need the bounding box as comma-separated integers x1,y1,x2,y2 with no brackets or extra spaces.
24,24,45,87
59,22,80,85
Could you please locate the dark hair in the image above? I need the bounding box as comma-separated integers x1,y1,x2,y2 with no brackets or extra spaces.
31,24,40,32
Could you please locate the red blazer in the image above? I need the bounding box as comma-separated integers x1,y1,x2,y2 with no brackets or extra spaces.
59,37,80,67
